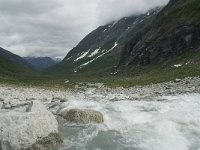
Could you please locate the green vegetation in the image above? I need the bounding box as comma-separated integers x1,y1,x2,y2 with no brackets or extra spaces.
1,50,200,89
1,0,200,89
0,56,33,77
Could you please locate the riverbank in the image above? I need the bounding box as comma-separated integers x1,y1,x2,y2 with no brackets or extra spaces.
0,77,200,149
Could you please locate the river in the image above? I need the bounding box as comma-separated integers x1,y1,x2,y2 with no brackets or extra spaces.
59,92,200,150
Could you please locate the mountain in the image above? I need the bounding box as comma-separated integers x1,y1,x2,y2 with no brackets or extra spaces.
46,0,200,78
45,7,161,74
0,48,34,77
0,47,34,70
24,57,59,71
119,0,200,67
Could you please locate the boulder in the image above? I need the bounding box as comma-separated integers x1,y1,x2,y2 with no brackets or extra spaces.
59,108,104,124
0,101,62,150
56,116,67,125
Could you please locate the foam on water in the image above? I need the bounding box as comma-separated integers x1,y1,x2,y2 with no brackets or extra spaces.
59,93,200,150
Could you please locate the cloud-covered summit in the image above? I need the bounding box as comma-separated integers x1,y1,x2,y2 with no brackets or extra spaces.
0,0,169,58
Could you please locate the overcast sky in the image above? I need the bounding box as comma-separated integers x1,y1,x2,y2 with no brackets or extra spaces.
0,0,169,58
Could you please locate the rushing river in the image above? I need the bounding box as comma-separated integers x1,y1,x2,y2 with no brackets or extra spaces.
59,92,200,150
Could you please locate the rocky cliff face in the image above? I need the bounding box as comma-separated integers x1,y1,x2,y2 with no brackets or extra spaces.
119,0,200,67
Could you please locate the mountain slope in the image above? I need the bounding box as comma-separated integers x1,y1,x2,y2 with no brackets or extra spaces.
46,0,200,79
0,55,33,77
0,47,35,78
45,8,161,75
24,57,58,71
119,0,200,67
0,47,34,70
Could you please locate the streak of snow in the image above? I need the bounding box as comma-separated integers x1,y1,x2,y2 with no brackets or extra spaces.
74,51,89,62
76,42,118,71
88,48,100,57
103,29,107,32
173,64,183,68
66,56,72,60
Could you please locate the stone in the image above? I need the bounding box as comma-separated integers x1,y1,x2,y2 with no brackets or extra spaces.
56,116,67,125
4,104,11,109
0,101,61,150
174,79,181,83
25,133,62,150
0,102,3,109
60,108,104,124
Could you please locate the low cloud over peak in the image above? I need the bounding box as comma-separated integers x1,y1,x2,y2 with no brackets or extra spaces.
0,0,169,58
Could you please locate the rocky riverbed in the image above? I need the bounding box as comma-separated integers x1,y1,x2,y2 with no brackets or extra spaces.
0,77,200,150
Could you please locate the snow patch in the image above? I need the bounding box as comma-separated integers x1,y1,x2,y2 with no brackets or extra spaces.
88,48,100,57
74,51,89,62
75,42,118,72
173,64,183,68
103,29,107,32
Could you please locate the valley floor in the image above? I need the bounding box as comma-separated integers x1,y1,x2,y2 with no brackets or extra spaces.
0,77,200,150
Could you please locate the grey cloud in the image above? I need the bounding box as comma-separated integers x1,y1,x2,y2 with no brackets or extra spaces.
0,0,169,58
97,0,169,24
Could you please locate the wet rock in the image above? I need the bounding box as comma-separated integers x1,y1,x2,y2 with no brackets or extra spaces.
56,116,67,125
0,101,61,150
52,97,67,103
25,133,62,150
60,109,104,124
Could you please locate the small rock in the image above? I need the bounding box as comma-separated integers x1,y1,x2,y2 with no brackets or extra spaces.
25,133,63,150
60,108,104,124
165,86,171,90
0,102,3,109
52,97,67,103
64,79,69,84
174,79,181,83
4,104,11,109
56,116,67,125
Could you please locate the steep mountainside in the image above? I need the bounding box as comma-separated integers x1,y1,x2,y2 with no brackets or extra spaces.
119,0,200,67
24,57,58,71
46,0,200,78
45,8,161,75
0,47,34,70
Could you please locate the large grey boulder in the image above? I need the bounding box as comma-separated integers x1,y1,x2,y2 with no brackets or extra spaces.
59,108,104,124
0,101,62,150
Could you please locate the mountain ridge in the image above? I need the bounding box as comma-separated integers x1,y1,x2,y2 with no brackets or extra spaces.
24,57,59,71
45,7,162,75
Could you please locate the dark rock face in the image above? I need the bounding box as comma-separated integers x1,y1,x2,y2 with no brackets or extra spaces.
169,25,200,54
119,0,200,67
120,24,200,67
24,133,63,150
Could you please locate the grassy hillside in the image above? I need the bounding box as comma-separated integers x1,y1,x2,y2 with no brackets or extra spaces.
0,56,33,77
